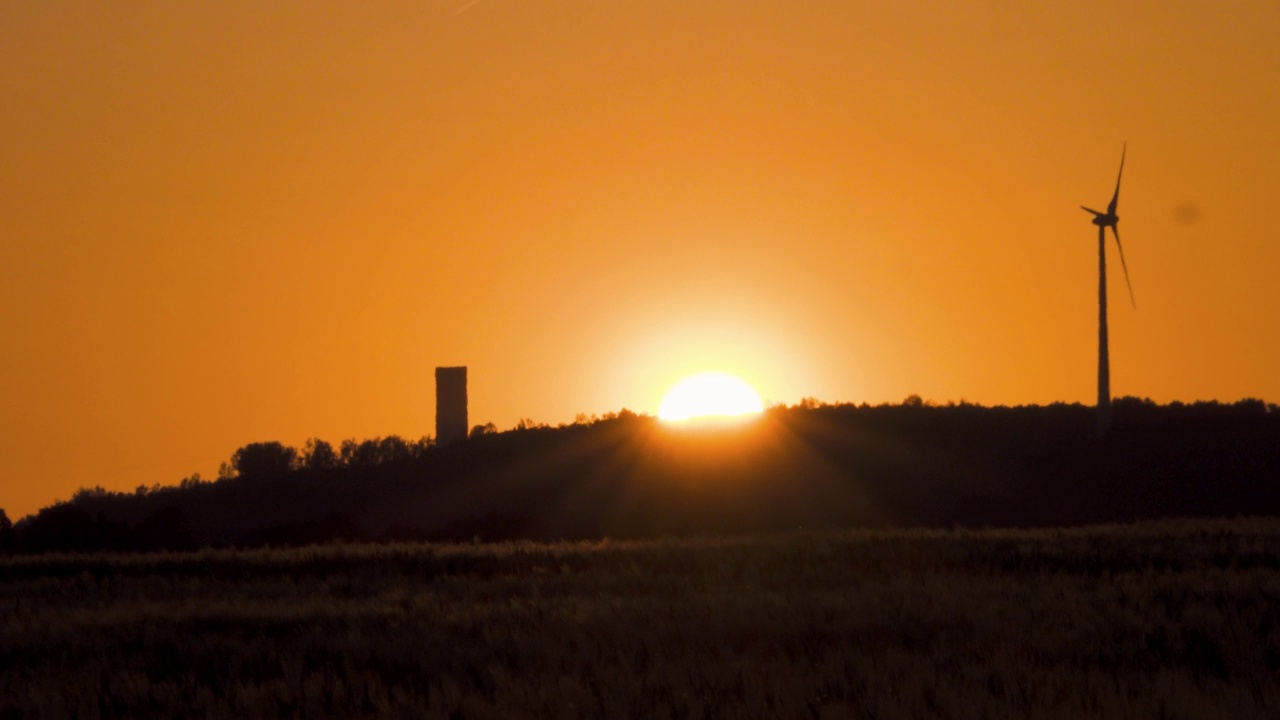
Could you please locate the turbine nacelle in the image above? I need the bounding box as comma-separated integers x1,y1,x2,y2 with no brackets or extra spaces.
1082,206,1119,228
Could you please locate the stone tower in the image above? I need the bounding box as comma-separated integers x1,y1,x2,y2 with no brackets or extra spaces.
435,366,468,444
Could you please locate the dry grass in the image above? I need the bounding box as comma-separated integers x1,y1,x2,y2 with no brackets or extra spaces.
2,519,1279,718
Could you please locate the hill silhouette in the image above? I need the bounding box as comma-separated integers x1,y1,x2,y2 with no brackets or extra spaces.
6,397,1279,553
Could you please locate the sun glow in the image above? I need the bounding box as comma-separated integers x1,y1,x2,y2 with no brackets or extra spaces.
658,372,765,422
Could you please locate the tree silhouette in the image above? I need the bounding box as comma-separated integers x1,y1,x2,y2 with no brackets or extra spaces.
377,436,411,464
16,504,97,552
300,438,339,471
0,508,14,552
230,442,297,481
469,422,498,439
134,506,194,551
341,438,382,468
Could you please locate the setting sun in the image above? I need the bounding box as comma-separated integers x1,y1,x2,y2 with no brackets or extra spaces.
658,372,765,422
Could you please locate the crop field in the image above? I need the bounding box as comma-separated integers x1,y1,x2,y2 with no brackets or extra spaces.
3,519,1279,718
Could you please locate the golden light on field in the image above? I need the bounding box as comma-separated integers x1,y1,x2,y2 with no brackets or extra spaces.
658,372,765,422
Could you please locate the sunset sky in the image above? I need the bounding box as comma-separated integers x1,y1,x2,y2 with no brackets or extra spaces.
3,1,1278,518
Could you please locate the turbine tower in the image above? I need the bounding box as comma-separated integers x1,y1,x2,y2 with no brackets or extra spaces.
1081,143,1136,437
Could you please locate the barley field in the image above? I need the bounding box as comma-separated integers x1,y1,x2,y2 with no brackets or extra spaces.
2,519,1279,718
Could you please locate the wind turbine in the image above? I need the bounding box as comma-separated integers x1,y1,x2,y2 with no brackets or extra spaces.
1081,143,1135,437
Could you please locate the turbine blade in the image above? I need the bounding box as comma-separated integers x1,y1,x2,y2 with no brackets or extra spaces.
1107,142,1126,215
1111,225,1136,308
1081,206,1105,216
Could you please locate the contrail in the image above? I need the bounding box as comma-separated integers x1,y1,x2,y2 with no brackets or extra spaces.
454,0,483,15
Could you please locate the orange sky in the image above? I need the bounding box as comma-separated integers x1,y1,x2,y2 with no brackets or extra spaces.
3,1,1278,519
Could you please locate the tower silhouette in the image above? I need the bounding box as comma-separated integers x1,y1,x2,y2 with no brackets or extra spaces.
435,367,468,444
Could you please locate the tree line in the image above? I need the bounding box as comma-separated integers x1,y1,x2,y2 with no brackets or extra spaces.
2,398,1277,553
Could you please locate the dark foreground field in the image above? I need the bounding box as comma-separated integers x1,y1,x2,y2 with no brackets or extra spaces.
3,520,1279,718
